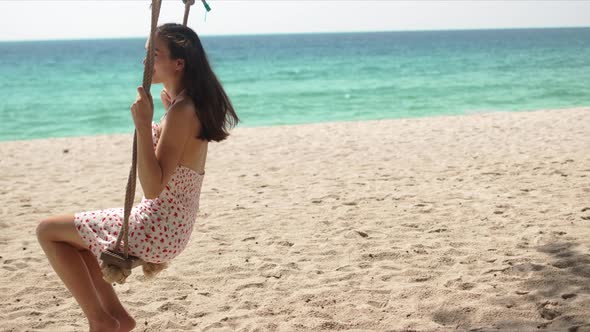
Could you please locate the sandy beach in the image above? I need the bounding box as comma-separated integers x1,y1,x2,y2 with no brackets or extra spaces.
0,107,589,331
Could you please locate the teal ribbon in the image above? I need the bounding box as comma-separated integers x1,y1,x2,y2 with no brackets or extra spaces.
201,0,211,12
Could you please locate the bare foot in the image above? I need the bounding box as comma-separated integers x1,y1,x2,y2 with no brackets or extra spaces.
89,316,120,332
111,311,136,332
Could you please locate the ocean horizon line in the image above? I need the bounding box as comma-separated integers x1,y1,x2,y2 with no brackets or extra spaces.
1,25,589,43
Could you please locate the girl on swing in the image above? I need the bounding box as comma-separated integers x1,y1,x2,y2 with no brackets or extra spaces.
36,23,238,332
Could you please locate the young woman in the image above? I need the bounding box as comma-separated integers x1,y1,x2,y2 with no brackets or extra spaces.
36,23,238,332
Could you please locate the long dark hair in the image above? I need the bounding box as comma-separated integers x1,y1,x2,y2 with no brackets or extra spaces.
156,23,238,142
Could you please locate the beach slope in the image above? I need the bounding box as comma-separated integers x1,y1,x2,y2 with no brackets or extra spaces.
0,107,589,331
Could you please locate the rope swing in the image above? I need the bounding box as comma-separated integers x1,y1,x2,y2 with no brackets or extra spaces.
100,0,211,285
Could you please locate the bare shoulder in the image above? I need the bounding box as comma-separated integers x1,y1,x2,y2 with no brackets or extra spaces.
165,98,201,131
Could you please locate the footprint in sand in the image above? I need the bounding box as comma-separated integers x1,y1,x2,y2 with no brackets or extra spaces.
415,202,434,213
235,282,265,291
310,194,340,204
551,258,580,270
362,251,402,261
345,229,387,240
432,307,475,326
237,301,259,310
537,300,562,320
257,263,277,271
2,258,32,271
367,300,389,308
412,275,433,282
380,274,395,282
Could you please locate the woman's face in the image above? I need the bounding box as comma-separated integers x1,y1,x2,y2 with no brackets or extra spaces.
144,36,184,84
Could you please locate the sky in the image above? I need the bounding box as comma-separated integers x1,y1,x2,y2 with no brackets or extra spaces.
0,1,589,41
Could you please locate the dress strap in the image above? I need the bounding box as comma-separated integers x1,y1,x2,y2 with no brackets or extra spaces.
161,89,187,121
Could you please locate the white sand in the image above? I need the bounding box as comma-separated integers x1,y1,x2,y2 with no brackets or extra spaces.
1,107,589,331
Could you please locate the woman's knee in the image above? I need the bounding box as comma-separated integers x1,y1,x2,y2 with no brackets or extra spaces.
36,215,76,243
36,218,53,242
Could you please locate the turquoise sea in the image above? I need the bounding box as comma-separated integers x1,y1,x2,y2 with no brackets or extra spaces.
0,27,589,141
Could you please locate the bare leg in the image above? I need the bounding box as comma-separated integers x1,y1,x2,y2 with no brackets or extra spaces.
79,249,136,332
36,215,120,332
36,238,119,332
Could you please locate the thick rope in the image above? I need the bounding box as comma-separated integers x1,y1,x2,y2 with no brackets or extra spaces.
114,0,162,257
183,0,195,26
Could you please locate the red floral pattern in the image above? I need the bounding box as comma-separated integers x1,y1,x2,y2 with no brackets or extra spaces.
74,121,204,264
